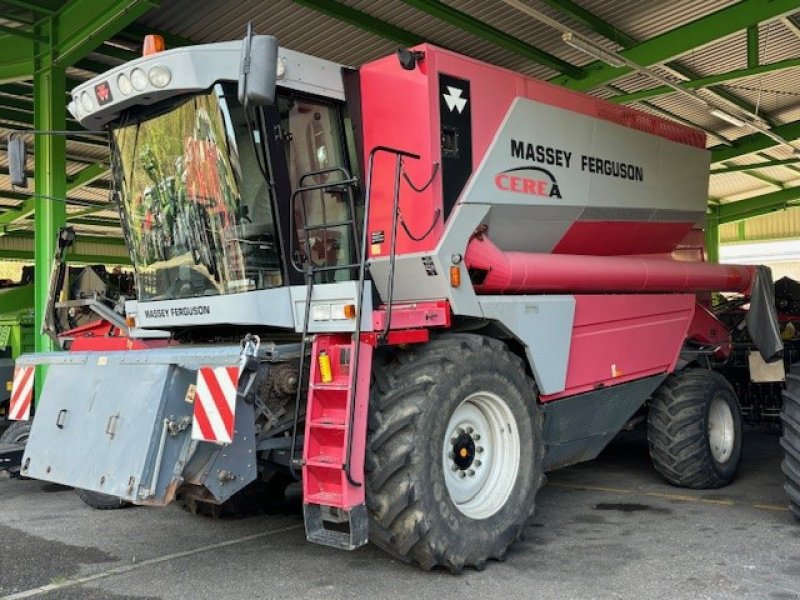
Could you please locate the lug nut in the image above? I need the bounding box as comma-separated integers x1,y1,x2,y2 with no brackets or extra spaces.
474,460,482,467
448,451,455,459
450,464,459,472
476,446,484,453
473,434,481,441
458,471,466,478
451,437,458,445
457,428,465,435
466,426,474,434
467,469,475,477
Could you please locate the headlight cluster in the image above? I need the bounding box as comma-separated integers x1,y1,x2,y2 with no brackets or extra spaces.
310,303,356,322
73,64,172,117
119,65,171,95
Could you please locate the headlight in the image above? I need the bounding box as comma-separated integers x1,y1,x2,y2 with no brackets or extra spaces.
148,65,171,88
310,303,356,321
117,73,132,95
80,91,94,112
130,68,147,91
310,304,332,322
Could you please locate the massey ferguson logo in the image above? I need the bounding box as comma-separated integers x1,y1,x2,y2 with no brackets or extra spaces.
494,167,562,199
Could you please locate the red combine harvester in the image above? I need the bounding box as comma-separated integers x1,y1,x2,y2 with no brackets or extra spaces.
9,32,792,572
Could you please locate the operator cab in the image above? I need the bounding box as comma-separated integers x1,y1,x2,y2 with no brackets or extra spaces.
70,35,360,318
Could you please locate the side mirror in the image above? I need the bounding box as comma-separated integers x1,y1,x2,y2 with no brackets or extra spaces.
238,31,278,107
8,135,27,188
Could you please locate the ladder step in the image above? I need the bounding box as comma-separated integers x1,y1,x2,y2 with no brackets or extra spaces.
306,456,343,468
305,491,343,505
310,382,351,391
304,503,368,551
309,418,346,430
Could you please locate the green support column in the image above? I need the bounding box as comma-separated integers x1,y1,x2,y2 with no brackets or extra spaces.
705,209,720,264
33,21,67,395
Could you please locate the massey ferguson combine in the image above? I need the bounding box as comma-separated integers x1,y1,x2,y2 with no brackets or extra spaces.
9,32,793,571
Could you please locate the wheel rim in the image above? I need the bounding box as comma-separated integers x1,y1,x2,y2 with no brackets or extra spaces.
442,391,520,520
708,396,735,463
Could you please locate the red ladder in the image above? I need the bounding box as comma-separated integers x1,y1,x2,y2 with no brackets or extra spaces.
302,333,372,549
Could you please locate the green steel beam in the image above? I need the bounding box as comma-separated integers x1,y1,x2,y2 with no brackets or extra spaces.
538,0,637,47
52,0,159,67
0,23,45,41
0,249,130,263
717,186,800,224
0,34,34,83
747,26,759,69
711,157,800,173
550,0,800,91
705,208,720,263
4,231,125,246
542,0,778,130
0,198,36,227
608,57,800,104
289,0,422,46
710,120,800,163
33,18,67,363
734,168,784,189
398,0,584,77
1,0,57,15
67,163,109,190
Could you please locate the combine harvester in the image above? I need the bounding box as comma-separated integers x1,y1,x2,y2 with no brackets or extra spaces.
8,31,794,571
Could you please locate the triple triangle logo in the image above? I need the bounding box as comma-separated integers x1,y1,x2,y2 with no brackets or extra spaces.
442,86,467,114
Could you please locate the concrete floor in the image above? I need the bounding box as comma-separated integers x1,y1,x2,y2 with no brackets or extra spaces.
0,429,798,600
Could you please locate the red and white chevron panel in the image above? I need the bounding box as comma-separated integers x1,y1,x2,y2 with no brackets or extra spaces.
9,365,34,421
191,366,239,444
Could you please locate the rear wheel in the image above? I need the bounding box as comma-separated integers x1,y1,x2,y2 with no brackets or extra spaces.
648,369,743,489
366,334,543,573
0,419,30,445
75,489,130,510
781,365,800,521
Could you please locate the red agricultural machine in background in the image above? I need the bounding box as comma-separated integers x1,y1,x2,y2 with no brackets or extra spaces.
7,31,795,572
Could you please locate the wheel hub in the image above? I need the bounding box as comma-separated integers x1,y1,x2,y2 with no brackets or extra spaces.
451,432,476,471
708,396,735,463
442,391,520,520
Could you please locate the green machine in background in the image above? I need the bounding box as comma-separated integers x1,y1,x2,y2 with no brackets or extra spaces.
0,283,35,433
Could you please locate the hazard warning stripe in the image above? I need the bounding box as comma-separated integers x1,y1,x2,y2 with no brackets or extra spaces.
9,365,34,421
191,366,239,444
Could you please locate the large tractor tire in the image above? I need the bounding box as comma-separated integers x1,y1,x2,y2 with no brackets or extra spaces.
75,489,130,510
0,420,31,477
648,369,742,489
781,364,800,521
0,419,30,446
366,334,544,573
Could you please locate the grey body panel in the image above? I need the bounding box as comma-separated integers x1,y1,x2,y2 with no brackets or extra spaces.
70,42,345,127
541,374,666,471
478,296,575,395
20,343,297,504
129,281,371,333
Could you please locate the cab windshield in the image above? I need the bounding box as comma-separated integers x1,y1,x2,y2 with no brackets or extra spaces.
110,83,282,301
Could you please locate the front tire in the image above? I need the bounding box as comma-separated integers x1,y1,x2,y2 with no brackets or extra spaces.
648,369,742,489
781,365,800,521
366,334,543,572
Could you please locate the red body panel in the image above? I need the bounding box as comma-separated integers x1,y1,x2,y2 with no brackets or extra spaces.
540,294,696,401
465,235,755,294
359,44,705,260
61,320,171,351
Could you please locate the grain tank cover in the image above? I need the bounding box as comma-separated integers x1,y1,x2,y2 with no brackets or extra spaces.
360,44,710,259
